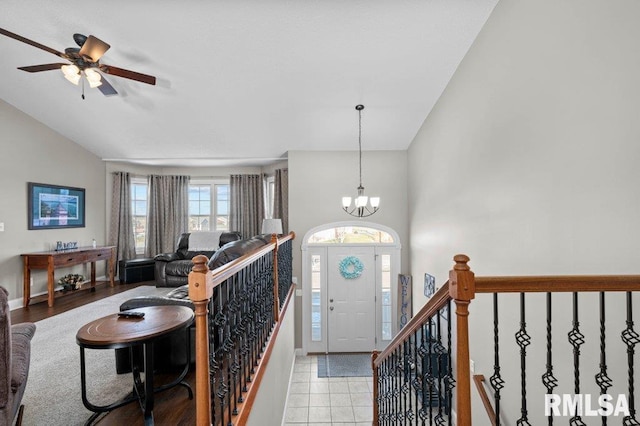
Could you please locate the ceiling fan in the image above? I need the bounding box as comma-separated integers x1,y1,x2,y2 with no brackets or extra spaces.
0,27,156,97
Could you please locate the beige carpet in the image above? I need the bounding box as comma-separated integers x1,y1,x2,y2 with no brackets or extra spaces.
21,285,169,426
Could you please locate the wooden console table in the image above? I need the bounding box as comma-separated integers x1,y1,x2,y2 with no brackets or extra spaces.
21,246,116,308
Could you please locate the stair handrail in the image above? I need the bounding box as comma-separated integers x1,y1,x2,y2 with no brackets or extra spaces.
473,374,496,426
188,231,295,426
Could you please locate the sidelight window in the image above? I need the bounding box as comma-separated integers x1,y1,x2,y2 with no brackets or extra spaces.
311,255,322,341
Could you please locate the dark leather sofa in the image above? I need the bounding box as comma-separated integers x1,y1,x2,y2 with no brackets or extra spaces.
116,234,272,373
154,231,241,287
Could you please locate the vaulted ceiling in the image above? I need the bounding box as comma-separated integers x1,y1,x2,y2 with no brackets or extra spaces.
0,1,497,167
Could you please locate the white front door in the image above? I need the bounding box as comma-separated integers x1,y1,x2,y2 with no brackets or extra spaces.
327,247,376,352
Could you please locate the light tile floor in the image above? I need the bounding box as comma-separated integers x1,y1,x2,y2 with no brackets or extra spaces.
284,355,374,426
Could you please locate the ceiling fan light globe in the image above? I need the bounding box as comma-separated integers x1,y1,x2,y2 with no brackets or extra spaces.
84,68,101,81
356,195,368,208
61,64,79,77
370,197,380,208
342,197,352,208
88,79,102,88
64,72,80,85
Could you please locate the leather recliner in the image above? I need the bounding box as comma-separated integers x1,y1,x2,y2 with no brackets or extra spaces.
154,231,241,287
116,234,272,373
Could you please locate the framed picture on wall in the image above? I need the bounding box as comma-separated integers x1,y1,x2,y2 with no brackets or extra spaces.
27,182,86,230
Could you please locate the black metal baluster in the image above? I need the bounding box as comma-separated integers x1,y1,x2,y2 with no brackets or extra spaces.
515,292,531,426
428,317,434,425
622,291,640,426
394,346,401,424
384,355,391,425
414,328,422,424
445,301,455,425
595,292,612,426
434,310,445,426
381,356,388,425
407,333,415,423
542,292,557,426
491,293,504,426
568,292,585,426
418,323,428,425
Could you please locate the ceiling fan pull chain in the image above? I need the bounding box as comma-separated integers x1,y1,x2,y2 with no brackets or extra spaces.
81,77,85,100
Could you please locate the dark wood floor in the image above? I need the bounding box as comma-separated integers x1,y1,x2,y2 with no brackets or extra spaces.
12,281,196,425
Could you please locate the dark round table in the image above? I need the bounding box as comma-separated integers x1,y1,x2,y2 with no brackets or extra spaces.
76,305,194,425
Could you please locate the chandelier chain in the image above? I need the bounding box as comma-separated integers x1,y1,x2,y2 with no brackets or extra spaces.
358,106,363,188
342,104,379,218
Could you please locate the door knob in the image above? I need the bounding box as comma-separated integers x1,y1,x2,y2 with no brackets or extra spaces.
330,306,334,311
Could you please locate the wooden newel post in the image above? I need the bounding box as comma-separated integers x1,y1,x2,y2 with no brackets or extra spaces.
271,234,280,322
189,255,213,426
448,254,475,426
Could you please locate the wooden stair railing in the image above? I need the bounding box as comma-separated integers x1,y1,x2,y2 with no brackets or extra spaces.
373,254,640,425
188,232,295,426
372,254,476,425
473,375,496,426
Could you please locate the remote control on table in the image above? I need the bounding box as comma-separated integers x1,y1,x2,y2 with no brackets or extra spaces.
118,311,145,319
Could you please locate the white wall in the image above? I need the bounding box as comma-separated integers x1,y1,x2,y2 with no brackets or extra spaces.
408,0,640,422
0,99,106,307
246,296,296,426
289,150,408,347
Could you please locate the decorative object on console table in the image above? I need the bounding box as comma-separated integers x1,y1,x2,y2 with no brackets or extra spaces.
261,218,283,235
59,274,85,291
27,182,85,230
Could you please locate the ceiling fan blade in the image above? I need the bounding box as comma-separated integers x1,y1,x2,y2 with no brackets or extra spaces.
18,63,67,73
98,75,118,96
99,64,156,85
0,28,66,59
79,35,110,62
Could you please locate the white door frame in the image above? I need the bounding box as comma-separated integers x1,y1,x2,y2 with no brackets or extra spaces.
301,221,401,354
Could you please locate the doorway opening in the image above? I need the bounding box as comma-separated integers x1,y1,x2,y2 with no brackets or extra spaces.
301,221,401,354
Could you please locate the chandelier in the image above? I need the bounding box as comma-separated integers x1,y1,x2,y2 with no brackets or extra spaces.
342,105,380,218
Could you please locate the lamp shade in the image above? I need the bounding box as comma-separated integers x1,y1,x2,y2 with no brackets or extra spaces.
261,218,283,235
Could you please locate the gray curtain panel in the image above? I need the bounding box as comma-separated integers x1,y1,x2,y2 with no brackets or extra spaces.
273,168,289,233
230,174,265,238
146,175,190,256
108,172,136,268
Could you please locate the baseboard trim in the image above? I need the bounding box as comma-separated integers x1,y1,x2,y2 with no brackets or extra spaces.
8,275,109,311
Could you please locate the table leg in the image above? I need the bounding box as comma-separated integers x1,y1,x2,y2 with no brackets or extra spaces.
90,261,97,292
109,248,116,286
22,259,30,308
80,346,138,425
152,327,193,398
47,257,55,307
143,342,154,425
